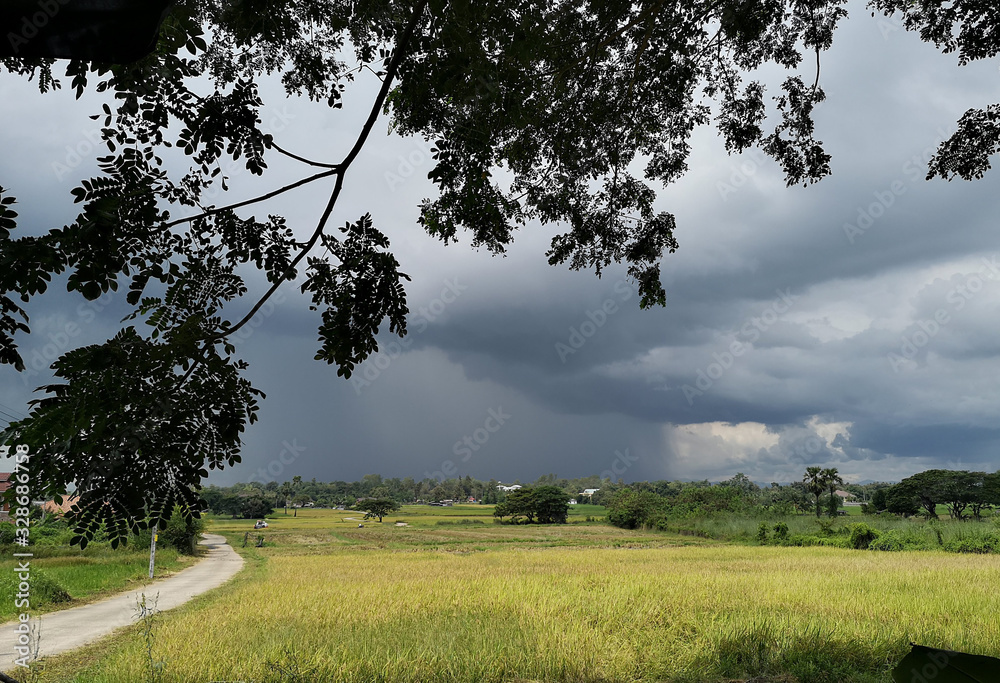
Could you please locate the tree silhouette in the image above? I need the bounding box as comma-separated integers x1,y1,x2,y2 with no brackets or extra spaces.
2,1,999,544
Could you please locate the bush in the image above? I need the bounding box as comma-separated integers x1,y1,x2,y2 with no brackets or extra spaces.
0,522,16,544
868,531,906,552
772,522,789,542
0,568,71,608
944,534,999,554
849,522,880,550
756,522,769,545
159,506,206,554
31,518,74,546
606,489,665,529
813,519,836,536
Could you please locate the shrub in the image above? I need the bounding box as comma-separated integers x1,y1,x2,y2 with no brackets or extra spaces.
756,522,769,545
0,522,16,545
849,522,880,550
772,522,789,542
32,518,74,546
869,531,905,552
159,506,206,554
813,519,836,536
943,535,999,554
606,489,665,529
0,569,71,608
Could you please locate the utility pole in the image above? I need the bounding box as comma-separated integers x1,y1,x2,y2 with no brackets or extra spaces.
148,527,157,579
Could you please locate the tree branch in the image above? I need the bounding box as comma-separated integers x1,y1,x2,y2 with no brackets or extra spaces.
265,141,339,169
208,0,430,344
164,168,338,229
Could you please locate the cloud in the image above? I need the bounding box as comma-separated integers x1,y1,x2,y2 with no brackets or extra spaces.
3,4,1000,484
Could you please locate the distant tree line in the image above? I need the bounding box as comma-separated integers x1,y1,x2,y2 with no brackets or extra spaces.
868,470,1000,521
200,468,999,527
198,469,874,519
200,472,618,516
603,468,1000,531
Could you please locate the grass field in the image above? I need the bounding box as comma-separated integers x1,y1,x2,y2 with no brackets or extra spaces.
19,505,1000,683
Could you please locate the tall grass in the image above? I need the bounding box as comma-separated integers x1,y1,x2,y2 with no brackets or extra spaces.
32,513,1000,683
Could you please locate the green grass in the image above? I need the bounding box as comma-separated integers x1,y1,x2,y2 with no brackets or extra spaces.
0,542,194,622
658,510,1000,552
20,507,1000,683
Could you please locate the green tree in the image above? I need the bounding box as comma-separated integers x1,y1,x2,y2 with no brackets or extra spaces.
492,501,509,523
531,485,571,524
357,498,399,523
937,470,976,521
979,472,1000,521
821,467,844,517
721,473,760,497
803,467,827,518
891,469,964,519
885,484,920,517
159,505,206,554
237,491,274,519
606,488,665,530
504,488,537,524
4,1,1000,545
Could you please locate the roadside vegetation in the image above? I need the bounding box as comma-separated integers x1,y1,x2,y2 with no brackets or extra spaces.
0,506,204,621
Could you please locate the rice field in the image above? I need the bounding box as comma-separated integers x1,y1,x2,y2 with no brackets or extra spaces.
21,507,1000,683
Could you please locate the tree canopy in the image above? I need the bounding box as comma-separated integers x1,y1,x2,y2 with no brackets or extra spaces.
1,1,999,545
493,485,570,524
357,497,401,523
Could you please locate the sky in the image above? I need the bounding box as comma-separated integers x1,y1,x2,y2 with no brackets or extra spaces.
2,1,1000,487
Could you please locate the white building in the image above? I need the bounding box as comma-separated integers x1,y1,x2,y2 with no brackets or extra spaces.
497,484,523,492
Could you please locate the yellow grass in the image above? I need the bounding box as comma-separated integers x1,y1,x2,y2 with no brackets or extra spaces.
26,508,1000,682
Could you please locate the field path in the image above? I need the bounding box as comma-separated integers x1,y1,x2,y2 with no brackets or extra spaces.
0,533,243,667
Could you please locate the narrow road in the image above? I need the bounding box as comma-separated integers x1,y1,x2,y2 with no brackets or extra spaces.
0,533,243,667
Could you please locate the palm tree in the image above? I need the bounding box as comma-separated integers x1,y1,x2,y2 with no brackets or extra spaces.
803,467,826,518
279,482,293,514
822,468,844,517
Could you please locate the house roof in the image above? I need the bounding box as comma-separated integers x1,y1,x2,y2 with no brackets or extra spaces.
0,473,11,493
41,496,80,515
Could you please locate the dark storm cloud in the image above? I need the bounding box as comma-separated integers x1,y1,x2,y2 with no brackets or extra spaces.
4,0,1000,484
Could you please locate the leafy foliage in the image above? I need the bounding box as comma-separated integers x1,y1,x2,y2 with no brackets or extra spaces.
2,1,1000,543
493,486,570,524
357,497,401,523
